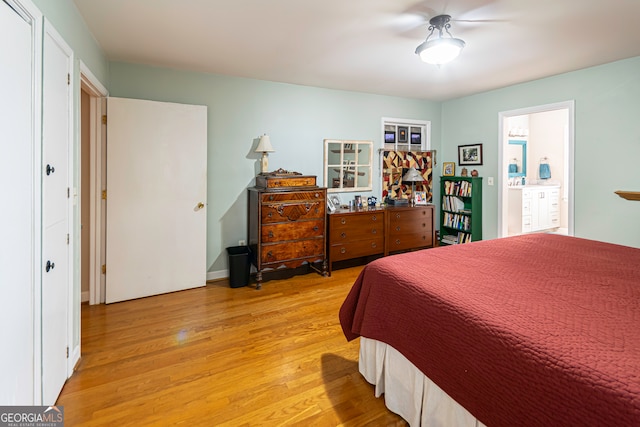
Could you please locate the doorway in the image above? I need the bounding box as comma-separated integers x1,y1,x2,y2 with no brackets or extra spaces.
498,101,575,238
80,63,108,305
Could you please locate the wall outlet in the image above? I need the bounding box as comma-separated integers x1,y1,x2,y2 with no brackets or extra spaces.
238,239,246,246
488,177,494,186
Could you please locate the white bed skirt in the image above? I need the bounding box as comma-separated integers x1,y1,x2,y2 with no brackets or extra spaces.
359,337,486,427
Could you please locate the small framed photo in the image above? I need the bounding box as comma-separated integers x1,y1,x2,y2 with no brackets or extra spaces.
330,195,341,208
458,143,483,166
398,126,408,143
327,197,336,213
354,195,362,208
414,191,427,205
443,162,455,176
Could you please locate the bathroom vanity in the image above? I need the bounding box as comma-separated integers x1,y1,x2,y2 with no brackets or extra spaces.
508,185,560,235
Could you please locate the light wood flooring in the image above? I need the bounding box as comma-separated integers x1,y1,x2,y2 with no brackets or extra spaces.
57,266,407,426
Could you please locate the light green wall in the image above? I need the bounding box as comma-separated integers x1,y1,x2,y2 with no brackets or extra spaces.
441,57,640,247
32,0,109,85
108,63,442,274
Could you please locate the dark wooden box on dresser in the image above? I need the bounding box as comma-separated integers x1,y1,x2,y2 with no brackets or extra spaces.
248,171,327,289
327,204,435,274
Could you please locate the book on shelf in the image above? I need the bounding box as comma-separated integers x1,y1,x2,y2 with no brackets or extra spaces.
444,179,472,197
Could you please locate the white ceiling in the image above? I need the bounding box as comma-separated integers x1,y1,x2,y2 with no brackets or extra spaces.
73,0,640,101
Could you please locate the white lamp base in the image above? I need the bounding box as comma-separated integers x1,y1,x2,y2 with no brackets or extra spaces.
260,153,269,174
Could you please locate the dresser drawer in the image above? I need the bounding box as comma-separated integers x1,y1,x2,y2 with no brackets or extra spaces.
261,238,324,264
330,211,382,231
330,237,384,261
388,208,430,227
261,220,324,243
261,190,325,203
262,201,325,223
388,233,432,252
388,216,432,236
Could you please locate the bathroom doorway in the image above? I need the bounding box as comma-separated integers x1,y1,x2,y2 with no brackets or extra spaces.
498,101,575,238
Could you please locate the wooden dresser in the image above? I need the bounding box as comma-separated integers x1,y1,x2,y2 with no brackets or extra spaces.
248,172,327,289
327,204,435,274
327,208,385,275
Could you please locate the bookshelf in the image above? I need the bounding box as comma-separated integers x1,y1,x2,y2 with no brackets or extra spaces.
440,176,482,245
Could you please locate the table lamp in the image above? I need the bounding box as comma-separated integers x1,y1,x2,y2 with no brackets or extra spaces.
402,167,425,206
255,134,275,174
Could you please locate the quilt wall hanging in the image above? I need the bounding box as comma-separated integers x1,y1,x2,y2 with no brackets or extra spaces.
382,150,434,202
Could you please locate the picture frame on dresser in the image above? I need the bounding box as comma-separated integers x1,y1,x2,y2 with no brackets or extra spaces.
414,191,427,205
327,197,336,213
330,195,341,208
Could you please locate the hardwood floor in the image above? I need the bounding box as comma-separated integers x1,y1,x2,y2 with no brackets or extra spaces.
57,266,407,426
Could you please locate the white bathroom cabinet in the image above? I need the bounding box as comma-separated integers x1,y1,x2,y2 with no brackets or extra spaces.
508,185,560,235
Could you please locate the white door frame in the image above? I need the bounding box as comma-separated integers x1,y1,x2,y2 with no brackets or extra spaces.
498,100,575,238
80,62,108,305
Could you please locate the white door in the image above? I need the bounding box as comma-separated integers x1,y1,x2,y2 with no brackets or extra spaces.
0,0,36,404
105,98,207,304
41,22,72,404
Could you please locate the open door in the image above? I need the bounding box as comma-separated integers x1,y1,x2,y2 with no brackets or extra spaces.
105,97,207,304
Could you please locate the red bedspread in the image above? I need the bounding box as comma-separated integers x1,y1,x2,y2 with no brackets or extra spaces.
339,234,640,426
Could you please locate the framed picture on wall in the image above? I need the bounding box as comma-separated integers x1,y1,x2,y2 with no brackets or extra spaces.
443,162,455,176
458,143,483,166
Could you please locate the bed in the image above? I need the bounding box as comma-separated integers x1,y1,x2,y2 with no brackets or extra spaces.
339,233,640,426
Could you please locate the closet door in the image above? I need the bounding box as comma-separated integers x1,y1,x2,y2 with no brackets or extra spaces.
0,0,38,405
41,21,73,405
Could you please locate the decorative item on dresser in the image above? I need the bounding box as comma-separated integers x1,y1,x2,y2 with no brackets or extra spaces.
248,169,327,289
327,204,435,274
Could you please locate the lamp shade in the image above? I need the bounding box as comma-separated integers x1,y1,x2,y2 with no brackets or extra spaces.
402,167,424,182
256,134,275,153
416,37,465,65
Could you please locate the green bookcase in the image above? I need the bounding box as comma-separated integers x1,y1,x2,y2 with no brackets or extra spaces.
440,176,482,245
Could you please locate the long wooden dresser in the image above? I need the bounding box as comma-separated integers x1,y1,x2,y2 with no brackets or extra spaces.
327,204,435,274
248,172,327,289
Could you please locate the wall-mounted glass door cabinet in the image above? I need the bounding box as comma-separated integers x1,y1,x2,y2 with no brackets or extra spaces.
324,139,372,193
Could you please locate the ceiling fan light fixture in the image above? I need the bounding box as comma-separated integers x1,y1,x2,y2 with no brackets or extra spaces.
415,14,465,65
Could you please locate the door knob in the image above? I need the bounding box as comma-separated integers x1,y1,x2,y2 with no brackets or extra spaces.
194,202,205,211
45,260,55,272
46,164,55,175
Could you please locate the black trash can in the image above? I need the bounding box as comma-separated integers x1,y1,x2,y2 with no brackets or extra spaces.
226,246,250,288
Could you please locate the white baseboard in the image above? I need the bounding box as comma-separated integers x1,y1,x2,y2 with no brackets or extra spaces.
207,269,229,282
81,290,90,302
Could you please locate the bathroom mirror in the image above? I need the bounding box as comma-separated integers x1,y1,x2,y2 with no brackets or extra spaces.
507,139,527,178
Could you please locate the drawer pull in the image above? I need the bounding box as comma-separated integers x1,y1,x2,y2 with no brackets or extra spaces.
371,243,377,248
371,215,377,221
395,239,401,245
268,231,274,238
267,212,273,218
315,193,320,198
341,218,346,225
269,195,274,201
341,232,346,239
340,248,346,254
371,229,376,234
313,226,319,232
396,213,401,219
396,226,401,231
267,251,273,259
